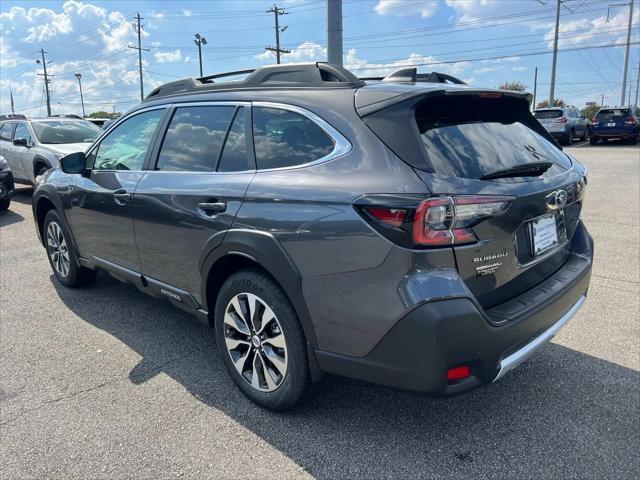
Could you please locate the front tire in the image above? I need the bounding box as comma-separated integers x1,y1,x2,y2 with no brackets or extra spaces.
44,210,96,288
0,199,9,211
565,129,574,145
214,268,310,410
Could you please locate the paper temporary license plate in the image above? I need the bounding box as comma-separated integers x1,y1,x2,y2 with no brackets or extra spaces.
530,214,559,256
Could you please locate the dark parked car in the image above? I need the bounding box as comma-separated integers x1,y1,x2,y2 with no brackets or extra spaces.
0,154,15,210
590,106,640,145
32,63,593,410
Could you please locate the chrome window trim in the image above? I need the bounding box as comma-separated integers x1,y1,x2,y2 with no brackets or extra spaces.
252,101,352,172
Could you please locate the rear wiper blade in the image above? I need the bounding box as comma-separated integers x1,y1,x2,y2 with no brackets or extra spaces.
480,162,553,180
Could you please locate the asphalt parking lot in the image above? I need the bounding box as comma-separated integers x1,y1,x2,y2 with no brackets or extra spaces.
1,143,638,480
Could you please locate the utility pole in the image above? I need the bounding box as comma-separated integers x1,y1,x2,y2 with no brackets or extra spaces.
327,0,343,67
265,5,290,64
619,0,635,105
549,0,561,105
601,94,605,107
36,49,52,116
74,73,85,117
129,13,149,101
533,66,538,111
634,63,639,106
194,33,208,77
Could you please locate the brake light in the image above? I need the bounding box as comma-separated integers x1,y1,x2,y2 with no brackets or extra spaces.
591,117,599,125
412,195,513,247
366,206,406,227
555,117,568,123
624,117,637,125
447,365,471,381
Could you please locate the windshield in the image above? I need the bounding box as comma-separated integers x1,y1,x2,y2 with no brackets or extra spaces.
32,121,101,144
595,109,630,120
534,110,563,119
415,96,571,179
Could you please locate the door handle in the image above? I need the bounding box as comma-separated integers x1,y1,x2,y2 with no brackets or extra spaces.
198,201,227,215
113,190,131,206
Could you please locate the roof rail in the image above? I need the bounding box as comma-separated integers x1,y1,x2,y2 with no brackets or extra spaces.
0,113,28,120
361,67,467,85
48,114,83,119
145,62,365,101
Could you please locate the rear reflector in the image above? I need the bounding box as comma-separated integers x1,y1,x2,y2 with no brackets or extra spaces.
447,365,471,381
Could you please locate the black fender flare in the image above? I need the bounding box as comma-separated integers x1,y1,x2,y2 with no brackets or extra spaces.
32,156,52,177
200,229,318,350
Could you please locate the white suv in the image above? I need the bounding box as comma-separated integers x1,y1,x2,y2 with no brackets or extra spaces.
0,115,101,185
534,106,590,145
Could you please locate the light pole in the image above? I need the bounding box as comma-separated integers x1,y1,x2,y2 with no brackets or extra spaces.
194,33,207,77
74,73,85,118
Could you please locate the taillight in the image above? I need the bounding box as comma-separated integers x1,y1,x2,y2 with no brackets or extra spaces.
357,195,514,248
555,117,568,123
591,117,599,125
624,117,637,125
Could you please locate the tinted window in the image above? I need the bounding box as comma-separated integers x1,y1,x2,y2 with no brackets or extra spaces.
94,110,164,171
595,108,630,120
32,121,101,144
218,108,251,172
534,110,563,119
0,123,15,141
156,106,234,172
13,123,32,144
416,97,571,180
253,107,334,170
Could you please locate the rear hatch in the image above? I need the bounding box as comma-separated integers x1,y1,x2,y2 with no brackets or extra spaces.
356,86,587,308
593,107,633,133
534,108,565,132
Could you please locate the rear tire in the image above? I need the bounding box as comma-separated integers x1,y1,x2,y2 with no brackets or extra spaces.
581,127,590,141
214,268,310,410
43,210,97,288
565,129,574,145
0,199,10,211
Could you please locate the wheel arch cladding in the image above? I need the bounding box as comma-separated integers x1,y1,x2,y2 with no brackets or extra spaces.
200,229,319,349
35,195,57,245
33,156,51,176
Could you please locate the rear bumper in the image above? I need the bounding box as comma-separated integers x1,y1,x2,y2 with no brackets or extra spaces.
0,170,15,199
315,222,593,395
592,128,637,139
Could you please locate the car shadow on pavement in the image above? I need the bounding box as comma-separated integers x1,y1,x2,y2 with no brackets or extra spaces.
49,272,640,479
0,208,24,227
9,187,34,206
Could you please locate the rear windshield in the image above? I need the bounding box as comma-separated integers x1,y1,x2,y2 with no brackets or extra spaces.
534,110,563,119
595,109,630,120
32,120,101,144
415,96,571,179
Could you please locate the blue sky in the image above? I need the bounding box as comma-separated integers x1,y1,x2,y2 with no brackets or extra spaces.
1,0,638,117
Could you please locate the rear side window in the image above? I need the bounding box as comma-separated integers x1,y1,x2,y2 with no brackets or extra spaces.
415,96,571,179
534,110,563,119
218,108,252,172
252,107,334,170
156,105,235,172
596,109,630,119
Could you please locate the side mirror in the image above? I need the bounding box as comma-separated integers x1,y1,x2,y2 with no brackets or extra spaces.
13,138,28,147
60,152,88,175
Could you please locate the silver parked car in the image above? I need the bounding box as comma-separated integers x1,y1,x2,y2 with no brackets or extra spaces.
0,115,101,185
534,106,590,145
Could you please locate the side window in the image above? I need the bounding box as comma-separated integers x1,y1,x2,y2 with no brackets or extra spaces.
0,123,15,142
93,109,164,171
13,123,32,144
252,107,334,170
218,107,252,172
156,105,235,172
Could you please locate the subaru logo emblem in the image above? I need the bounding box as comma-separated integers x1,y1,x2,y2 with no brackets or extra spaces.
545,189,568,209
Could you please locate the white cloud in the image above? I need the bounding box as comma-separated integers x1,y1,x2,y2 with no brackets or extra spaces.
182,9,192,17
256,41,326,63
374,0,438,18
512,66,527,72
154,49,182,64
473,65,503,75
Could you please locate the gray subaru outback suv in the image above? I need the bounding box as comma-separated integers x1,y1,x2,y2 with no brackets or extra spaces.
32,63,593,410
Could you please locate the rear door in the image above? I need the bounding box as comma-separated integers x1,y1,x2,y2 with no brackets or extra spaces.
0,123,22,179
133,102,255,305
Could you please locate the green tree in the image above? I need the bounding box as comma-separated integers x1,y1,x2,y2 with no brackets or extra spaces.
497,81,528,92
536,98,566,108
581,104,600,121
86,110,120,119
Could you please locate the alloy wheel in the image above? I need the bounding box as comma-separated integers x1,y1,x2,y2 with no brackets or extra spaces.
223,293,288,392
47,221,70,277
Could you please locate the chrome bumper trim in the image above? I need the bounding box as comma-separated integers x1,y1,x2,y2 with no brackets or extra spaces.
493,295,586,382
